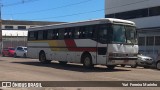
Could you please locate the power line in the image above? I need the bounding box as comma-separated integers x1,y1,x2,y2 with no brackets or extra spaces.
3,0,149,20
31,9,104,20
2,0,40,7
29,0,149,20
3,0,93,15
106,0,149,10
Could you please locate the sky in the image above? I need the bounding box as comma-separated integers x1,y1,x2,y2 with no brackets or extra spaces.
1,0,105,22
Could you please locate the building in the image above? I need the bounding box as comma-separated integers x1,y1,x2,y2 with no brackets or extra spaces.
0,20,62,52
105,0,160,60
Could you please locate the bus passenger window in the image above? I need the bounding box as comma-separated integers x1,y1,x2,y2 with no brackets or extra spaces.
98,25,108,43
38,31,44,40
43,30,48,40
58,29,65,39
28,31,37,40
53,30,58,39
47,30,54,40
74,28,80,39
79,27,87,39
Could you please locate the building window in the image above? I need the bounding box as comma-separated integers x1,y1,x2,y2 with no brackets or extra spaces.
5,26,13,29
18,26,26,29
105,6,160,19
149,6,160,16
106,14,115,18
146,36,154,46
114,8,148,19
138,37,145,46
155,36,160,46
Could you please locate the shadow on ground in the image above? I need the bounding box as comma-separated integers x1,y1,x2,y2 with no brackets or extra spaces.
12,61,131,72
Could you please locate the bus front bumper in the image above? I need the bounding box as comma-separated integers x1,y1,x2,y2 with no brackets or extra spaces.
107,57,137,65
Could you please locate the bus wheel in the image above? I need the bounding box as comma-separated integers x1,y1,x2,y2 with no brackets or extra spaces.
156,61,160,70
82,55,93,68
107,65,116,70
59,61,67,65
121,64,126,67
131,63,137,68
39,52,51,64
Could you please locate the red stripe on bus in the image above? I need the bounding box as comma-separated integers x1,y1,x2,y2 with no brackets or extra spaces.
64,39,77,51
64,39,97,52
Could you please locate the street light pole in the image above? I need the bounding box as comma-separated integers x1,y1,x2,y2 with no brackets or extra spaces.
0,0,2,54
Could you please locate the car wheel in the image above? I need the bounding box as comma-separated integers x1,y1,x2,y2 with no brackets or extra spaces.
2,53,5,57
156,61,160,70
23,53,27,58
107,65,116,70
82,54,93,68
39,52,51,64
14,53,17,58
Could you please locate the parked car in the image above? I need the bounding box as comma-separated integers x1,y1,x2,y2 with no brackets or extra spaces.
155,54,160,70
131,54,153,68
121,54,153,68
2,47,15,57
14,46,27,58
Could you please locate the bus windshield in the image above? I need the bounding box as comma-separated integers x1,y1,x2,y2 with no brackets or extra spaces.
112,24,137,44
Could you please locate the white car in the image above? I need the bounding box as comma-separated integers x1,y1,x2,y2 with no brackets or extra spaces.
14,46,27,58
120,54,153,68
131,54,153,68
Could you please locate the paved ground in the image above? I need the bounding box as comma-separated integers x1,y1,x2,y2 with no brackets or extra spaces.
0,57,160,90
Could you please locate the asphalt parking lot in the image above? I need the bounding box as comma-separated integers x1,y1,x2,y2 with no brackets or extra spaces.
0,57,160,90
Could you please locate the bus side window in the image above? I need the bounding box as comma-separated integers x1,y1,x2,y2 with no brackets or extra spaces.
69,28,74,39
64,28,73,39
43,30,48,40
28,31,37,40
47,30,54,40
74,27,80,39
98,25,108,43
53,29,58,39
58,29,65,39
38,31,44,40
79,26,87,39
86,26,93,39
92,25,98,40
64,29,68,39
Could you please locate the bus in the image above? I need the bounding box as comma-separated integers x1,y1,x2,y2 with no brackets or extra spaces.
27,18,138,69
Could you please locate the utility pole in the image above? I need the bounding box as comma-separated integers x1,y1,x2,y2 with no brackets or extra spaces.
0,0,2,54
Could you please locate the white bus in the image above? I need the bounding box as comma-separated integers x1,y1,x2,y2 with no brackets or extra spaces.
27,18,138,69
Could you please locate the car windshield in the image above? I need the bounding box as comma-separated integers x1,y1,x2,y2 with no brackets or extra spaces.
24,48,27,50
112,25,137,44
9,48,15,50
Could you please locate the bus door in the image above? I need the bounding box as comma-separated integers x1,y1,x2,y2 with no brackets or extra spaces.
96,25,108,65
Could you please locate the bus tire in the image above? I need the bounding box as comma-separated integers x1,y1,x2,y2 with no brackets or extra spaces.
39,51,51,64
121,64,126,67
131,63,137,68
156,61,160,70
107,65,116,70
82,54,93,68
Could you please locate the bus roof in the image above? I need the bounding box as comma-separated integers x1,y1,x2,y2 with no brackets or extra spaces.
29,18,135,31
